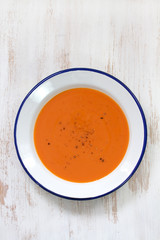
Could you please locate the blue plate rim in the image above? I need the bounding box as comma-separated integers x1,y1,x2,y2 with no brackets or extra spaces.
14,68,147,201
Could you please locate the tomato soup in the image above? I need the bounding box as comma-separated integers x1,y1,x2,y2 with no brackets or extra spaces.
34,88,129,183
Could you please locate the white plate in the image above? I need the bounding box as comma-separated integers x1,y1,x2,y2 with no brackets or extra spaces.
14,68,147,200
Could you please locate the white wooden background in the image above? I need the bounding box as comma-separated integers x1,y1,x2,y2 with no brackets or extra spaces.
0,0,160,239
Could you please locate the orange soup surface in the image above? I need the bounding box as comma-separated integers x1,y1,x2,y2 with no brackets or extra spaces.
34,88,129,183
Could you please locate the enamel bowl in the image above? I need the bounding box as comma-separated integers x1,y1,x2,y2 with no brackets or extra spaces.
14,68,147,200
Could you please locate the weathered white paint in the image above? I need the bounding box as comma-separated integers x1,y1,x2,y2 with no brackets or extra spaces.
0,0,159,239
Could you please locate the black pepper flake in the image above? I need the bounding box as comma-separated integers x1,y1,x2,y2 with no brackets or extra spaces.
100,117,104,119
75,145,78,149
100,157,104,162
82,142,85,146
63,127,65,130
48,142,51,145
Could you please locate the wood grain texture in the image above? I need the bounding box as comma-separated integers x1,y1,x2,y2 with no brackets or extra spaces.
0,0,160,239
